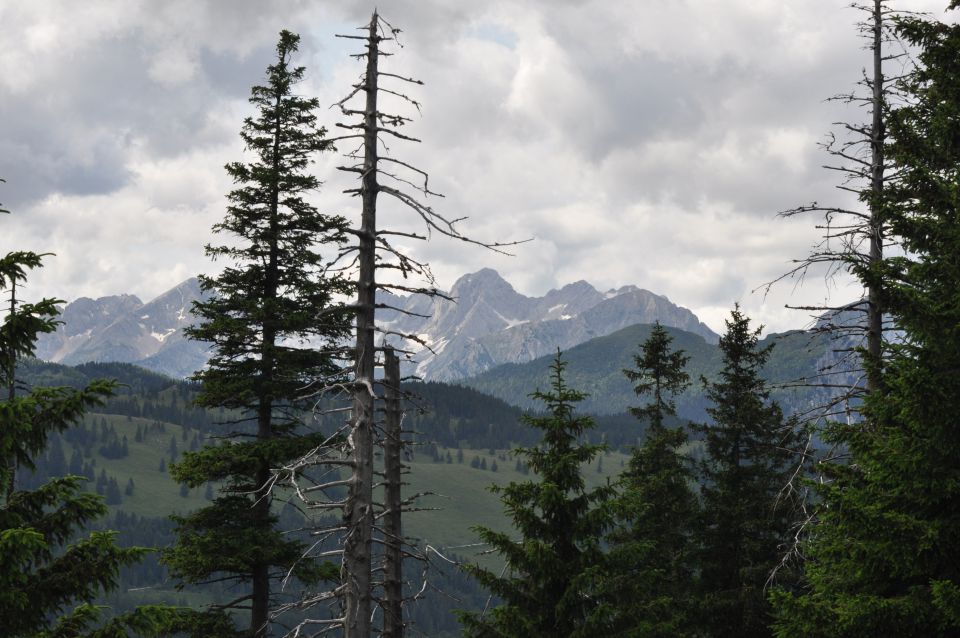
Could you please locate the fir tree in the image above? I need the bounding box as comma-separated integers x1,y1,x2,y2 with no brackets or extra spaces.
163,30,349,636
694,307,803,638
460,352,613,637
600,322,700,635
773,9,960,635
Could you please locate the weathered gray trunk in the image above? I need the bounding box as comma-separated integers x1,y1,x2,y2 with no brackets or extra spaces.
343,12,380,638
382,347,403,638
866,0,885,394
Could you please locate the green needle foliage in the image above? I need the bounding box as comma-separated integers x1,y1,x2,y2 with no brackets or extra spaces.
460,352,614,638
163,30,351,636
694,307,803,638
600,322,700,636
623,322,692,431
772,8,960,636
0,183,152,636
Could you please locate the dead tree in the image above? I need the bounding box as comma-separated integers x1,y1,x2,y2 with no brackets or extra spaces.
381,348,403,638
4,279,16,499
761,0,922,586
760,0,915,418
272,13,522,638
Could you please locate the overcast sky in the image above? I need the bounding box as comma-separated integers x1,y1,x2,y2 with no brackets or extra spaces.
0,1,952,334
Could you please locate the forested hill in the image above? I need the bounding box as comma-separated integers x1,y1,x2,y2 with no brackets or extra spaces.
461,322,849,420
17,359,651,451
19,360,220,431
10,329,847,634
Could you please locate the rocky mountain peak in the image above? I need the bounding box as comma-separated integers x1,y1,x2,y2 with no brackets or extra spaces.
384,268,719,381
34,278,209,378
450,268,520,303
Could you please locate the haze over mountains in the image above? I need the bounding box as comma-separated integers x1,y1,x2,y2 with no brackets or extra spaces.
35,269,720,382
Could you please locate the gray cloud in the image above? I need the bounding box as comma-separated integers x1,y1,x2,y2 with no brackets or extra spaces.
1,0,948,334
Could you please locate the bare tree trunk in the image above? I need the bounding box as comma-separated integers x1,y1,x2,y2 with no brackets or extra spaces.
761,0,899,416
344,13,380,638
866,0,885,394
281,14,521,635
382,347,403,638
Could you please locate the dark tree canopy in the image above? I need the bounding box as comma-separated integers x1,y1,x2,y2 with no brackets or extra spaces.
624,321,691,429
773,10,960,636
694,307,803,638
0,183,157,636
598,322,700,636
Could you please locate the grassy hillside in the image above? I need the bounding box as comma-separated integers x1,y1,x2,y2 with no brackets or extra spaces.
403,446,629,568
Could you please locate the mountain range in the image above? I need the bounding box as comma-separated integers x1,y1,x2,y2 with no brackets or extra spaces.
378,268,718,380
34,278,211,378
36,269,719,382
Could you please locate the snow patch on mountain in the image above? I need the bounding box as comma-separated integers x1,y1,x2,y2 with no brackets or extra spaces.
151,329,177,343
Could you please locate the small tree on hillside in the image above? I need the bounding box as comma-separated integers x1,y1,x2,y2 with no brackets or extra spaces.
459,352,613,637
694,306,804,638
163,30,350,637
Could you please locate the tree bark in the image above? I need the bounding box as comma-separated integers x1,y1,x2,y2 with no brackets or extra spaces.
382,347,403,638
866,0,885,394
344,12,379,638
250,50,287,638
6,280,16,500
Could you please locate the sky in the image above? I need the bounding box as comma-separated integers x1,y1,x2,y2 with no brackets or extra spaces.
0,0,952,335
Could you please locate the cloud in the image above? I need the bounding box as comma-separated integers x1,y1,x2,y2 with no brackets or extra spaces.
1,0,948,335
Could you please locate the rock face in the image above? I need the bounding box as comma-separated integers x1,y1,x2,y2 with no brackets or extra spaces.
35,278,210,378
379,268,718,381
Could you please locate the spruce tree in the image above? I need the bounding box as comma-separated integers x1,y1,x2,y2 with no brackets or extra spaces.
460,352,613,637
163,30,349,636
0,183,206,636
772,8,960,635
600,322,700,636
694,307,803,638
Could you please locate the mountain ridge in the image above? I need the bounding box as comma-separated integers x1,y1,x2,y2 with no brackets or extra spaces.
35,278,211,378
460,322,847,419
380,268,719,381
35,269,720,381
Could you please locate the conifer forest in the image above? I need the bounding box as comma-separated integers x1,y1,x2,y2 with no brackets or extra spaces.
5,2,960,636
